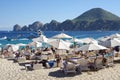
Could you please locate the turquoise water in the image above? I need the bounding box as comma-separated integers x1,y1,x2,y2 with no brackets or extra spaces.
0,31,120,47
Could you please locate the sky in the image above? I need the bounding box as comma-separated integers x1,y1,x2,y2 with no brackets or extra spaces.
0,0,120,30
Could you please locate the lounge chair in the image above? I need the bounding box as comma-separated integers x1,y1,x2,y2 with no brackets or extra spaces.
106,56,114,67
95,56,103,69
63,62,76,75
78,58,90,71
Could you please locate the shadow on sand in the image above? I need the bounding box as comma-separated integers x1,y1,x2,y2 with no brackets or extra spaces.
48,70,82,78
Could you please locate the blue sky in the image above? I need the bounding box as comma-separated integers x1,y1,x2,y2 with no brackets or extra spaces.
0,0,120,30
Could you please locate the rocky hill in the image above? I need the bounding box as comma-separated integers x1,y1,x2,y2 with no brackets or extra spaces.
13,8,120,31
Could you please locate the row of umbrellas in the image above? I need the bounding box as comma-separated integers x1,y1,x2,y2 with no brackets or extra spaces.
1,33,72,52
2,32,120,53
30,32,108,52
23,33,120,50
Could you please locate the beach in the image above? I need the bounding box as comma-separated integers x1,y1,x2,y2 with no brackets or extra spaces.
0,58,120,80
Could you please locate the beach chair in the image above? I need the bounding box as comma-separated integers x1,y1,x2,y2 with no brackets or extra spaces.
63,62,76,75
95,57,103,69
78,58,90,71
106,56,114,67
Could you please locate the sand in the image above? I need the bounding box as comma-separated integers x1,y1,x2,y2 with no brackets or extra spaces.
0,58,120,80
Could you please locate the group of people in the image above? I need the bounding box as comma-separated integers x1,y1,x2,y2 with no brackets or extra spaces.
0,44,120,72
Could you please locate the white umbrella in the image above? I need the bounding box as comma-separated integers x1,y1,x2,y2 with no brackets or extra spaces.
99,38,120,47
98,33,120,42
69,38,83,43
76,43,107,51
79,37,98,44
110,33,120,39
97,36,110,42
52,33,72,39
28,41,42,48
47,38,57,43
3,44,19,52
32,34,48,43
47,39,71,50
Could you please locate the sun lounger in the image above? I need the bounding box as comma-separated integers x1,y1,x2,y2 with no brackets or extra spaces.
95,56,104,69
63,62,76,75
78,58,90,71
106,56,114,67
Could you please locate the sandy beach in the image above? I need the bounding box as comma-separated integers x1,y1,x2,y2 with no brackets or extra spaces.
0,58,120,80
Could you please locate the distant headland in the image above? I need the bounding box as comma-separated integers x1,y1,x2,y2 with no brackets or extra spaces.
13,8,120,31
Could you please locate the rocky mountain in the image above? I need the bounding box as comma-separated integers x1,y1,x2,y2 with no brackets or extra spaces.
73,8,120,22
13,8,120,31
41,20,60,31
13,24,22,31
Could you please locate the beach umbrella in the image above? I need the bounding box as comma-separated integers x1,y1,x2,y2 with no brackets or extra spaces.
3,44,19,52
99,38,120,47
52,33,72,39
66,38,83,49
110,33,120,39
32,34,48,43
69,38,83,43
97,36,110,42
47,39,71,50
47,38,57,43
79,37,98,44
28,41,42,48
76,43,107,51
98,33,120,42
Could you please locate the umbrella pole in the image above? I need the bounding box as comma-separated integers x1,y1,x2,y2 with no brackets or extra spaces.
73,37,76,52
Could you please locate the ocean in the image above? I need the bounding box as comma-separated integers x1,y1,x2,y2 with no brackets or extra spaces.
0,31,120,48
